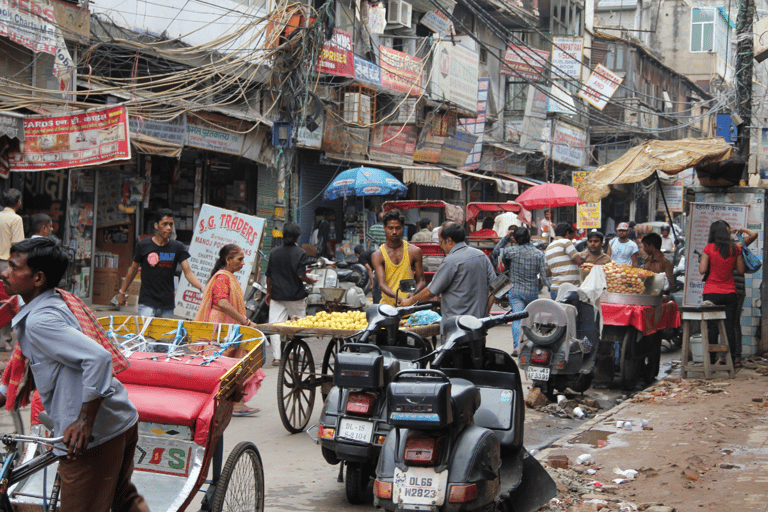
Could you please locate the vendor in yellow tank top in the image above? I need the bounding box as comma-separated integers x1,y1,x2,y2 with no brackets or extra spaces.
372,209,426,306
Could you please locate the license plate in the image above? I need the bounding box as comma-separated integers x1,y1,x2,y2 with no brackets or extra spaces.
394,466,448,506
526,366,550,381
337,418,373,443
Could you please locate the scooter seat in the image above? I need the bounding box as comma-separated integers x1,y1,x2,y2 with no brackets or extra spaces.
449,378,481,426
381,351,402,384
336,269,360,284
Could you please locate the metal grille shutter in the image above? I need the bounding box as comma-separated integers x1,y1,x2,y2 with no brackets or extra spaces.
299,161,343,245
257,168,278,259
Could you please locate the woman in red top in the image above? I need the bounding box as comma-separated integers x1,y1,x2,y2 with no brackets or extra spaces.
699,220,745,364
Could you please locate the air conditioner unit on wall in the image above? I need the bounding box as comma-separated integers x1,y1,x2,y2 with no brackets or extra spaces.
387,0,412,28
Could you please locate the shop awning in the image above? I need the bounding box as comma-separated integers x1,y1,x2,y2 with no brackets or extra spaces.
130,132,183,158
451,168,519,195
403,166,462,191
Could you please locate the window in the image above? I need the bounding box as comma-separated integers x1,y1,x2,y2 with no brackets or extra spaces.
506,81,527,111
480,48,488,65
691,7,730,56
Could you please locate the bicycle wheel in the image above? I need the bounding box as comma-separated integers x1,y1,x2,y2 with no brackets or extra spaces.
0,408,24,468
276,339,316,433
211,441,265,512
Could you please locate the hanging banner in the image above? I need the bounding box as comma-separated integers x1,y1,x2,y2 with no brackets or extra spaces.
683,203,748,307
420,10,455,36
578,64,623,110
8,105,131,172
354,57,382,86
500,45,550,81
316,29,355,78
519,85,549,151
370,125,417,165
380,46,423,96
551,121,587,168
659,181,684,212
551,37,583,80
431,40,479,113
572,171,601,229
458,78,489,171
175,204,267,319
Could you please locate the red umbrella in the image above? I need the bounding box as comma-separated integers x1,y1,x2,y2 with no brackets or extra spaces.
515,183,584,210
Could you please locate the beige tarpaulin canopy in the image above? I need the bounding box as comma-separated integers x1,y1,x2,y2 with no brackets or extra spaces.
576,138,734,203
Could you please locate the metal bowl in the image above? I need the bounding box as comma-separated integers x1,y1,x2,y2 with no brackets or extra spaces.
320,288,346,302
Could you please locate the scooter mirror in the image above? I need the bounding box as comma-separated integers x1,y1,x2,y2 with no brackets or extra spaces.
399,279,417,293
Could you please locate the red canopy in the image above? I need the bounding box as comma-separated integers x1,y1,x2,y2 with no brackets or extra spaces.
515,183,583,210
466,202,522,225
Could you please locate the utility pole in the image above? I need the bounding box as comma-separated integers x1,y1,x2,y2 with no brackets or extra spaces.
735,0,755,182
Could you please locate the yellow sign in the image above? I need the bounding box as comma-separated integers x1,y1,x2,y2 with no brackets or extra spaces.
572,171,601,229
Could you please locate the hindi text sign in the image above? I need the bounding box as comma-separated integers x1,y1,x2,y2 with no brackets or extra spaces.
578,64,623,110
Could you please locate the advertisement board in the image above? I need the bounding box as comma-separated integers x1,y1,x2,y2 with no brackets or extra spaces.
354,57,381,86
175,204,267,319
572,171,601,229
683,203,748,307
432,41,479,112
458,78,489,171
551,122,587,168
501,45,550,81
551,37,583,80
129,116,186,145
186,115,245,155
658,181,684,212
8,105,131,172
420,10,454,36
316,29,354,78
370,126,417,165
380,46,423,96
578,64,623,110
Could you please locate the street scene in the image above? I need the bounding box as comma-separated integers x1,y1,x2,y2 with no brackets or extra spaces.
1,0,768,511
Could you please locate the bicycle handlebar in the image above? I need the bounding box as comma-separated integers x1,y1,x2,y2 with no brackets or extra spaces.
1,434,64,447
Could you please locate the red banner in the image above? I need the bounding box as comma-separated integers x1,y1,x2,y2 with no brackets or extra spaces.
9,106,131,171
501,45,550,81
379,46,422,96
316,29,354,77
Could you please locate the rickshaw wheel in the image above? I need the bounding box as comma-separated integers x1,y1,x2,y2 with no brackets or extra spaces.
620,328,640,391
277,339,316,433
212,441,265,512
321,338,343,401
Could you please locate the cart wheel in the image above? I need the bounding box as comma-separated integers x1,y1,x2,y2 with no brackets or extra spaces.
641,333,662,383
211,441,265,512
345,461,374,504
277,339,316,433
321,338,343,401
620,328,640,391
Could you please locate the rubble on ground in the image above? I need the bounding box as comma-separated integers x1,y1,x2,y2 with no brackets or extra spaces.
525,389,604,420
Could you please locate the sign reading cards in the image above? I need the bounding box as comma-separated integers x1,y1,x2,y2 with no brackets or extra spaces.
9,105,131,172
572,171,601,229
501,45,550,81
551,37,583,80
317,29,354,77
578,64,623,110
380,46,423,96
175,204,266,319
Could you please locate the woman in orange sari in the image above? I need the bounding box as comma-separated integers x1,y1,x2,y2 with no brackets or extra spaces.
196,244,265,416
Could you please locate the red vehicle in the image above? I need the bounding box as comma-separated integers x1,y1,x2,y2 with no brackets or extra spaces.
465,201,524,259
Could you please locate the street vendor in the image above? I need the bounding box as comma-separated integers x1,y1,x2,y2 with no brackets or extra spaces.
372,209,426,306
641,233,675,291
607,222,639,267
581,230,612,265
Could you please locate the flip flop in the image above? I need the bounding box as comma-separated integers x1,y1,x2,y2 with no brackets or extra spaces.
233,407,260,417
272,359,281,366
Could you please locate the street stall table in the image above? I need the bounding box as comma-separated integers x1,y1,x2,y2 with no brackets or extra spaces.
600,301,680,390
256,322,441,433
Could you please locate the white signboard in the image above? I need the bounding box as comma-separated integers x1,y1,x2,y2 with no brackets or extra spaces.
551,121,586,168
175,204,267,319
186,116,244,155
658,181,684,212
683,203,748,307
420,10,454,36
551,37,583,80
296,116,325,149
432,40,479,113
519,85,549,151
578,64,623,110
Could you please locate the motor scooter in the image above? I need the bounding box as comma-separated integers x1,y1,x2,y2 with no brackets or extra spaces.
306,257,367,316
518,286,601,400
374,310,556,512
317,298,434,504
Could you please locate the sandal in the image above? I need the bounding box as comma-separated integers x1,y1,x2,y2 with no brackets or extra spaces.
734,359,743,369
272,359,281,366
233,406,260,417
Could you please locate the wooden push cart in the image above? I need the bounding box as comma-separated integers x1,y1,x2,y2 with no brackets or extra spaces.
256,322,441,434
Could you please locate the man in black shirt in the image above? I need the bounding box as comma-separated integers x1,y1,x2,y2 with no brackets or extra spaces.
354,244,380,304
266,223,316,365
118,209,203,317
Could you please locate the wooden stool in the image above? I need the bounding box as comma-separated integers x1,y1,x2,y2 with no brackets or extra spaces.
680,305,735,379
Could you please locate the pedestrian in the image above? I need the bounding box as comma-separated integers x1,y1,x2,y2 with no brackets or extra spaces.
118,208,204,317
641,233,675,291
0,237,149,512
660,225,675,253
354,244,380,303
403,207,419,240
538,209,553,241
195,244,266,416
399,222,496,333
368,211,386,251
581,230,612,265
411,218,433,242
699,220,744,366
627,221,637,241
607,222,639,267
545,222,583,299
316,215,334,259
371,209,425,306
500,227,550,355
29,213,54,238
491,225,518,270
265,222,316,366
0,188,24,350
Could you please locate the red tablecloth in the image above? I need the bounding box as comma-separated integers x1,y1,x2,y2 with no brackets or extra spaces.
601,301,680,336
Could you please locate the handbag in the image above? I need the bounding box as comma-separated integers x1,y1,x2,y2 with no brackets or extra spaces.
736,233,762,273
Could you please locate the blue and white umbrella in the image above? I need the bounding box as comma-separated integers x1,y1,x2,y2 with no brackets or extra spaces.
323,167,407,200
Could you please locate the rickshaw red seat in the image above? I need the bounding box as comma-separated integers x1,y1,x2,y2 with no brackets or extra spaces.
121,384,210,428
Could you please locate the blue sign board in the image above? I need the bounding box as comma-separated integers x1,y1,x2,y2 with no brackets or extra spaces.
354,57,381,86
716,113,737,144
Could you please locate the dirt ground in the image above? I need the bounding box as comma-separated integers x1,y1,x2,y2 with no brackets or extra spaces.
534,358,768,512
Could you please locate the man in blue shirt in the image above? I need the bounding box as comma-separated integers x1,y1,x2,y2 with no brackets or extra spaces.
0,238,148,512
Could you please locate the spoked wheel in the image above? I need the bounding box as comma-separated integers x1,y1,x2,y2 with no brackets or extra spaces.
345,462,374,504
321,338,343,401
0,408,24,469
277,339,316,433
211,441,265,512
620,328,640,391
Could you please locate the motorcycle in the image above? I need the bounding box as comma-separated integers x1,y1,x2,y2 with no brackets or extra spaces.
518,286,601,400
306,257,367,316
374,310,556,512
317,300,434,504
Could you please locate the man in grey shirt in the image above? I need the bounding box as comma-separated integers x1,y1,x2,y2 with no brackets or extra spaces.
400,221,496,331
0,238,148,512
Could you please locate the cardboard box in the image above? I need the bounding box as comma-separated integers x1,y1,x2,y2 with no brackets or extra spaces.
93,268,120,305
